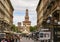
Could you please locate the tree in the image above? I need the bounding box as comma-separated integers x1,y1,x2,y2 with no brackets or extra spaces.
11,25,22,33
30,25,37,32
11,25,18,32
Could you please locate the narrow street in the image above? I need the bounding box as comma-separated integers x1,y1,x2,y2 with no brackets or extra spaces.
0,0,60,42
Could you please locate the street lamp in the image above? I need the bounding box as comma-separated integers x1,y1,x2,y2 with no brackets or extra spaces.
46,15,52,28
58,22,60,25
46,14,59,42
46,15,54,42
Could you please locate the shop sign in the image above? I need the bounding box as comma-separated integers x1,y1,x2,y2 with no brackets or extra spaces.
39,32,51,40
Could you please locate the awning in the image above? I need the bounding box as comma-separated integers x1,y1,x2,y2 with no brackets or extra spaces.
4,31,10,33
4,31,15,34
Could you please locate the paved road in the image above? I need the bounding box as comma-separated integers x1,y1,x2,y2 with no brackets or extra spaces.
20,37,40,42
20,37,34,42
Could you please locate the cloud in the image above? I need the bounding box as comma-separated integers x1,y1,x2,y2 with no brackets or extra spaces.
13,14,24,26
29,14,37,26
11,0,39,6
10,0,39,26
10,0,39,10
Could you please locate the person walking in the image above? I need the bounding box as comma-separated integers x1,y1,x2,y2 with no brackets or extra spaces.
1,38,7,42
19,35,22,42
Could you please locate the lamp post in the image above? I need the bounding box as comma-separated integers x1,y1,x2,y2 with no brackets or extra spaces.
46,14,59,42
46,15,54,42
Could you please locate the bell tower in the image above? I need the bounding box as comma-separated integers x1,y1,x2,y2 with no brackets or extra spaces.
25,9,29,21
23,9,31,33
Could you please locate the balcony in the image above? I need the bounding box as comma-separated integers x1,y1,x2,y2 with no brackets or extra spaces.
44,0,57,19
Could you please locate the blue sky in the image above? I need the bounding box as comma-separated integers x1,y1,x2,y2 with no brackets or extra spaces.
10,0,39,26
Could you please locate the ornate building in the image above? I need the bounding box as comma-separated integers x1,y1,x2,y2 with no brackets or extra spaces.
36,0,60,42
43,0,60,42
23,9,31,33
36,0,60,31
0,0,14,32
36,0,50,30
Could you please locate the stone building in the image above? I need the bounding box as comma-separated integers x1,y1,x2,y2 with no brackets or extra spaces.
0,0,14,32
23,9,31,33
36,0,60,29
36,0,50,30
36,0,60,42
43,0,60,42
17,22,23,32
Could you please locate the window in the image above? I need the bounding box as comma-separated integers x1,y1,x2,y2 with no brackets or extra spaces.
40,33,43,38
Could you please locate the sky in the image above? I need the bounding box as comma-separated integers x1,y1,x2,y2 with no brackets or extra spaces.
10,0,39,26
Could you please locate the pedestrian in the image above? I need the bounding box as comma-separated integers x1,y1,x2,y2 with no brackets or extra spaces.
10,38,14,42
7,39,10,42
1,38,6,42
10,36,14,42
0,38,1,42
19,35,22,42
1,39,4,42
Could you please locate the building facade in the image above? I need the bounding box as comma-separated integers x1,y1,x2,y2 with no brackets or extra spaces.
0,0,14,32
43,0,60,42
23,9,31,33
36,0,50,30
36,0,60,42
17,22,23,32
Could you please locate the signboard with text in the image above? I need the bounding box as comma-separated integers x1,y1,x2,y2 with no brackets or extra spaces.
39,32,51,40
0,33,6,38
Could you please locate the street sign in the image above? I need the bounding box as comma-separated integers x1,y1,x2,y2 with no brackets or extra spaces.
39,32,51,40
0,33,6,38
